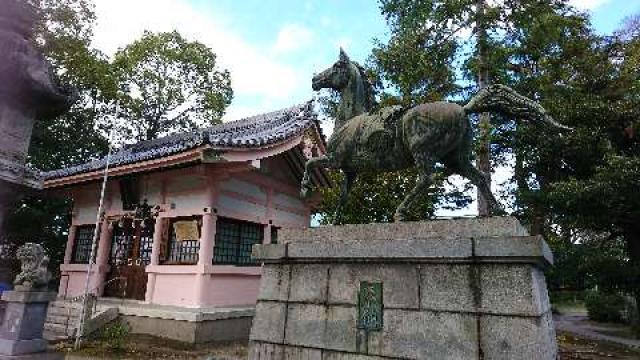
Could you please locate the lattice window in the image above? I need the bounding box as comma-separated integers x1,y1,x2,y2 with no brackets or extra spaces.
72,225,96,264
110,220,134,266
163,217,201,265
213,218,263,266
138,222,154,266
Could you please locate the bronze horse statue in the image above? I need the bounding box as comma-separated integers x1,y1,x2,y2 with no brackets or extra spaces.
301,49,570,223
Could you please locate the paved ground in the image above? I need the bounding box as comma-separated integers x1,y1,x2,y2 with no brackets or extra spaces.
53,310,640,360
554,314,640,349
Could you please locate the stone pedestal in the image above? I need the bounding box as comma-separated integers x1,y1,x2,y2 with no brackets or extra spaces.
248,217,557,360
0,291,62,359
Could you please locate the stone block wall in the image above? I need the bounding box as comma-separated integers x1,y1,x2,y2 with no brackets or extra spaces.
248,217,557,360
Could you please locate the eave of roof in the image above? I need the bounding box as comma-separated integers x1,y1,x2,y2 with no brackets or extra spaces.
42,102,323,183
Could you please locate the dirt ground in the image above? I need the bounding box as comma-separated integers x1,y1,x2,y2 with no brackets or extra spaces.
55,332,640,360
55,335,247,360
558,331,640,359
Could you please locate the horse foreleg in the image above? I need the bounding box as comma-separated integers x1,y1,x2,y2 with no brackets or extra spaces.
334,171,356,224
395,155,435,222
301,155,331,198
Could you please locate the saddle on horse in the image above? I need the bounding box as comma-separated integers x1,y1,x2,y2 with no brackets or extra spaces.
365,105,405,156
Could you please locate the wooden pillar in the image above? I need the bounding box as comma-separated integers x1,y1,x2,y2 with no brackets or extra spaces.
58,225,77,298
145,216,165,303
194,176,218,307
264,187,274,244
94,220,113,296
63,225,77,265
198,212,217,266
195,211,217,307
150,216,164,266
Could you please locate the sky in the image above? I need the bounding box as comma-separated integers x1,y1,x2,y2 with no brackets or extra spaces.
91,0,640,217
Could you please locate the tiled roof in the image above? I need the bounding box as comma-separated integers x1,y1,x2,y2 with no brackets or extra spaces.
43,102,320,180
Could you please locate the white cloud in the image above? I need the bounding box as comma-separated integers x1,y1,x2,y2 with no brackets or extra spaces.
569,0,613,10
273,24,314,54
92,0,303,120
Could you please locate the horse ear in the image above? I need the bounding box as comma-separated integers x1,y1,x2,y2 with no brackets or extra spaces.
339,47,350,63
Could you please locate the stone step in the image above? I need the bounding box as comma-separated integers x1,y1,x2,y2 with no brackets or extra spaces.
43,329,70,342
46,314,78,326
49,300,82,309
44,322,75,337
47,306,79,317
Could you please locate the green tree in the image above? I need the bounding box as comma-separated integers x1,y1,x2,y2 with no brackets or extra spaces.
28,0,115,170
316,170,472,225
499,12,640,319
112,31,233,141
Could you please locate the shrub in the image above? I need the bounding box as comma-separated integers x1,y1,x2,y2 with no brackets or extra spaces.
100,321,129,350
585,291,627,323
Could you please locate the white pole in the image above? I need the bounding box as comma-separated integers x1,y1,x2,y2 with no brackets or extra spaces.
74,129,115,349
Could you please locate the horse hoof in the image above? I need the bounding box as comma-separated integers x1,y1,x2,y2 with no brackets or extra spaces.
393,212,406,222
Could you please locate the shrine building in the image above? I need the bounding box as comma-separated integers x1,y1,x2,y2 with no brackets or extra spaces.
41,103,328,341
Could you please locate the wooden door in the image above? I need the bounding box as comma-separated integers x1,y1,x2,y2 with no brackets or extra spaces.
104,219,154,300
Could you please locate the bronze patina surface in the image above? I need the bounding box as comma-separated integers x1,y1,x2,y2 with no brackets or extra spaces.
301,49,570,223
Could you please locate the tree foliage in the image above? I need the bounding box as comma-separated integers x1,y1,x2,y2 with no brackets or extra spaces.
4,1,114,273
112,31,233,141
4,4,235,280
316,169,472,225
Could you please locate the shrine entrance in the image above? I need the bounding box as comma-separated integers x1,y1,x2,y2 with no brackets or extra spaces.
103,217,154,300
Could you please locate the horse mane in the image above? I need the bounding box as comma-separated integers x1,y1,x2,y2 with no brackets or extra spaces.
351,61,378,111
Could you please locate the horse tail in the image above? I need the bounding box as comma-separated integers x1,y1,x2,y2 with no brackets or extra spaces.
463,84,572,131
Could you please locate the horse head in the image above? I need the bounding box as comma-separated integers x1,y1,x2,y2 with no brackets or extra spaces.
312,49,377,125
312,48,353,91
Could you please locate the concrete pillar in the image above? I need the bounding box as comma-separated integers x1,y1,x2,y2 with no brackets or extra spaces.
94,220,112,296
145,216,165,303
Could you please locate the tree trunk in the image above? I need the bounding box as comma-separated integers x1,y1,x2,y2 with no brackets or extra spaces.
476,0,492,217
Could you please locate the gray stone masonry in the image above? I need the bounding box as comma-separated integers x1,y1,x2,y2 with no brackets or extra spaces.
248,217,557,360
0,291,63,360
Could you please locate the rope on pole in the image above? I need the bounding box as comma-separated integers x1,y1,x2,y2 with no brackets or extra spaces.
74,129,114,349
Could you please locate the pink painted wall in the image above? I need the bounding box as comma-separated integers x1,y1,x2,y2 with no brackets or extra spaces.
58,265,104,299
60,150,315,307
150,273,200,307
200,274,261,307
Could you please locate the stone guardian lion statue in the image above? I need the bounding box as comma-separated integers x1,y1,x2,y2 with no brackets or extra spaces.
14,243,50,291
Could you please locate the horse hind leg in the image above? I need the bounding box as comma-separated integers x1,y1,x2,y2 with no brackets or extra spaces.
394,155,435,222
453,159,505,216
